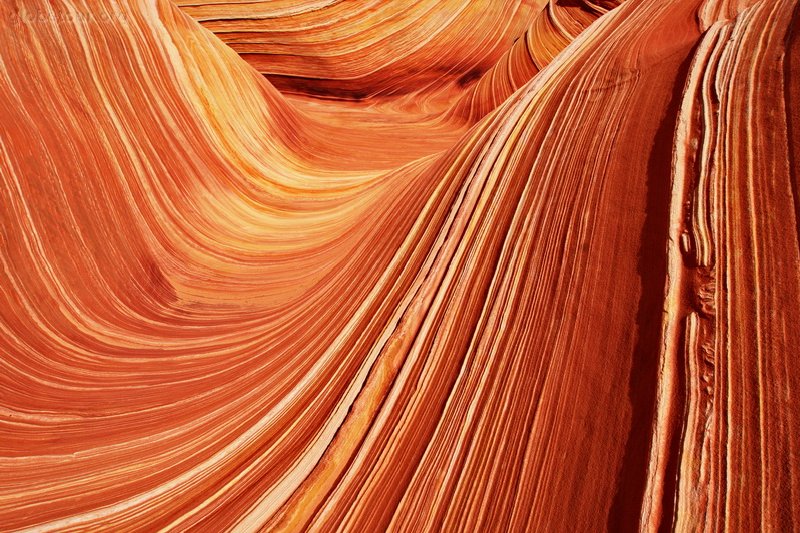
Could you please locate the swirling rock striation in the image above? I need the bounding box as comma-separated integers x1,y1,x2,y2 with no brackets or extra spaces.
0,0,798,531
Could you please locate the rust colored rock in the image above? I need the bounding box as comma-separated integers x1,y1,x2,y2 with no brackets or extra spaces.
0,0,797,531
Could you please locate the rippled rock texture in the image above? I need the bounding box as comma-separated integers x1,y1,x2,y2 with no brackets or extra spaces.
1,0,798,531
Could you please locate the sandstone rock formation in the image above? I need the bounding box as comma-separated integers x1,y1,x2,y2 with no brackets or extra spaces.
1,0,798,530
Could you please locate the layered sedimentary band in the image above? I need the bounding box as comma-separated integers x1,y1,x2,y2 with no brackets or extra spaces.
0,0,798,531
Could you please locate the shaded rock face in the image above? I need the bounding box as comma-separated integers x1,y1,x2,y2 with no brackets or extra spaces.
1,0,798,531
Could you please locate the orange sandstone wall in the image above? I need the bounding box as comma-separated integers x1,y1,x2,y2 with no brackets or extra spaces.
0,0,798,531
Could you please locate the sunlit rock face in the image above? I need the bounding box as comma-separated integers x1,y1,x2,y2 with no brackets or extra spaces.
1,0,798,531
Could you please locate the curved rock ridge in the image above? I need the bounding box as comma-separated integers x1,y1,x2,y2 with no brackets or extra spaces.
0,0,798,531
172,0,540,102
446,0,626,122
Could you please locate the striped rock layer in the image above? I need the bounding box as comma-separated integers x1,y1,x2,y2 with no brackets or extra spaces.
1,0,798,531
